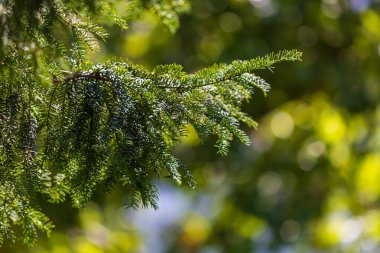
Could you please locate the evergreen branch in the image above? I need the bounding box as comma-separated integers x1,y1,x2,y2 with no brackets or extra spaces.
0,0,302,246
52,50,301,90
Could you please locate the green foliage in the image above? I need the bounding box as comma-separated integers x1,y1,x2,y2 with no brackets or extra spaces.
0,0,301,245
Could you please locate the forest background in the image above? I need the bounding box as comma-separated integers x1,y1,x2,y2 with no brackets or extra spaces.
2,0,380,252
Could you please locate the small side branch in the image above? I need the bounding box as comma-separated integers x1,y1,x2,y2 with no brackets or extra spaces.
52,71,110,84
51,70,219,90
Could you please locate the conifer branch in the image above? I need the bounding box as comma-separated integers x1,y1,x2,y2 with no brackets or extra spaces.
0,0,302,246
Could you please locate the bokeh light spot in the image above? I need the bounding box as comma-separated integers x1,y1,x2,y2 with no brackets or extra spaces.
329,143,350,169
181,214,211,247
362,10,380,41
270,111,294,139
257,172,283,197
350,0,371,12
340,219,363,243
237,216,267,238
297,151,316,171
197,37,224,62
307,141,326,158
356,153,380,204
321,0,342,18
249,0,277,17
293,103,313,128
124,33,150,58
317,109,346,143
218,12,242,33
180,124,201,146
280,220,301,243
315,216,343,247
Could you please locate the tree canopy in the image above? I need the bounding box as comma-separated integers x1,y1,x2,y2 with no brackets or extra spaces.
0,0,301,245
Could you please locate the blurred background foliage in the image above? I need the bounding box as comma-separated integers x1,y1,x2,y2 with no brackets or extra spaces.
3,0,380,252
